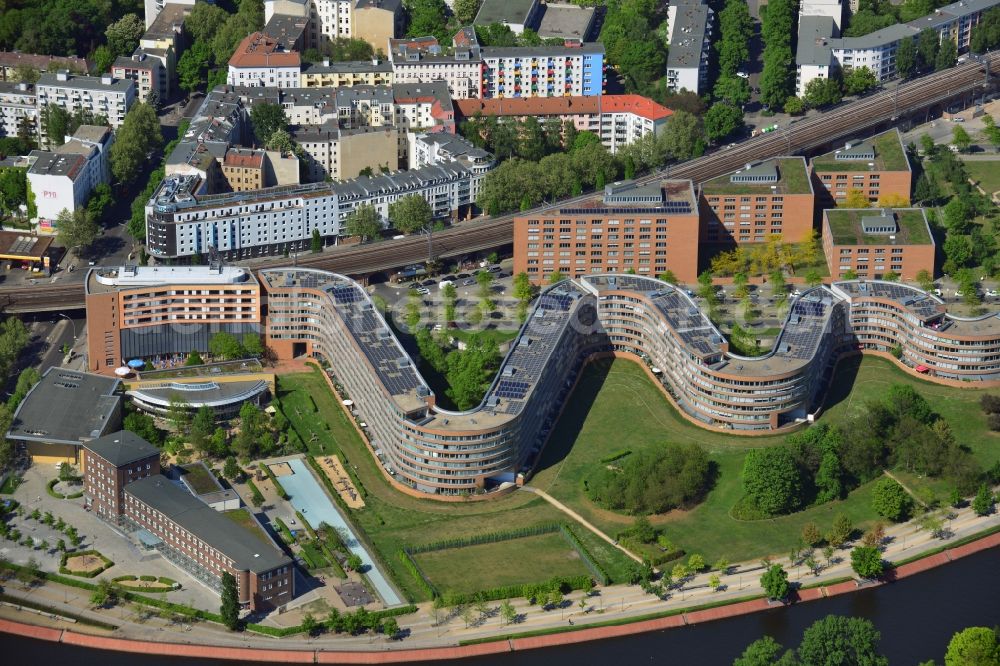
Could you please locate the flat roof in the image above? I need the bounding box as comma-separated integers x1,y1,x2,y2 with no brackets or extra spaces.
474,0,538,26
83,430,159,467
301,59,393,75
811,128,910,172
125,474,290,574
537,3,596,41
667,2,710,69
128,379,270,409
7,367,121,445
86,264,256,294
135,359,265,381
36,72,134,94
143,2,190,42
700,157,813,195
0,231,53,261
824,208,933,245
26,150,86,180
481,43,604,58
796,15,836,66
262,13,308,48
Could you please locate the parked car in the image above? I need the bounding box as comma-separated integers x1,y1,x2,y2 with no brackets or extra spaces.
416,287,430,295
737,71,749,79
462,278,476,286
421,279,436,287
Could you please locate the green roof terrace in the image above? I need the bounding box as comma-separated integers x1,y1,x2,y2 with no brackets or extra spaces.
824,208,932,246
811,129,910,173
700,157,812,195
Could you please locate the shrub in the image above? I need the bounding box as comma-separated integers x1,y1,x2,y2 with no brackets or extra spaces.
258,463,289,500
587,442,713,514
741,446,803,516
245,479,265,507
871,477,913,521
850,546,884,579
59,550,114,578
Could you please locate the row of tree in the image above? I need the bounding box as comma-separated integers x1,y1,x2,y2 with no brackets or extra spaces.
759,0,797,111
0,0,140,60
599,0,667,93
704,0,756,142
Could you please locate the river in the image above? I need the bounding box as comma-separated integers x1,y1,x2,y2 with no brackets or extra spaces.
2,547,998,664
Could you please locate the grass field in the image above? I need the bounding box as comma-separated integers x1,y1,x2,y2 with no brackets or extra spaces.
963,158,1000,194
414,533,591,597
275,355,999,599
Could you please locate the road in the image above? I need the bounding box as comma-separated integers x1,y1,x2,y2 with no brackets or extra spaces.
3,53,999,314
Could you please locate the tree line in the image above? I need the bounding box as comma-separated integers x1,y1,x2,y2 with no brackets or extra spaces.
740,384,985,519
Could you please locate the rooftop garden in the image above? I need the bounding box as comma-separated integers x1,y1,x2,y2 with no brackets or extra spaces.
826,209,931,245
812,130,910,173
701,158,812,195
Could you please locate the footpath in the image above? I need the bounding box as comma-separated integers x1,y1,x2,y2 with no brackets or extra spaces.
1,491,999,662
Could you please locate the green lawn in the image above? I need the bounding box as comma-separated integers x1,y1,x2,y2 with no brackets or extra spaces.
414,533,591,597
275,355,998,599
962,159,1000,194
179,463,219,495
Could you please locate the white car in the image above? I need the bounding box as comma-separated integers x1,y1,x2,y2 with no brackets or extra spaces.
736,71,749,79
416,287,430,295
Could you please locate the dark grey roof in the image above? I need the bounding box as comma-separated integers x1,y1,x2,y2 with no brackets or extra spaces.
37,72,134,94
667,3,711,69
537,3,596,41
355,0,402,11
796,16,836,66
6,367,121,445
474,0,538,26
127,379,269,409
83,430,159,467
125,474,290,574
481,43,605,58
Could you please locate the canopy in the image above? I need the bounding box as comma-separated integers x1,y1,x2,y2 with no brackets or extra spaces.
114,367,131,376
127,359,145,369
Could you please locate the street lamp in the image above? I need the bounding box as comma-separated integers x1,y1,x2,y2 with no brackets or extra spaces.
57,313,77,339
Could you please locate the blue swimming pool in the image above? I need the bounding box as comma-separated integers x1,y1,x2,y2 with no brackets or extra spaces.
278,458,403,606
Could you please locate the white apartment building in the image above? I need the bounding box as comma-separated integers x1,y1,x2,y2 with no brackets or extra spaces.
408,132,494,174
144,0,198,28
27,125,115,227
35,72,136,147
389,35,483,99
480,44,605,98
597,95,672,153
227,33,302,89
0,81,37,140
796,0,1000,95
146,156,491,259
666,0,714,94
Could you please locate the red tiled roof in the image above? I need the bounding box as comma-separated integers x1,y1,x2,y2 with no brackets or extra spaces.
601,95,673,121
0,51,89,73
223,148,264,168
228,33,300,69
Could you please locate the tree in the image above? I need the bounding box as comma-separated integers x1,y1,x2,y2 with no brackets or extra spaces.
105,14,144,57
704,103,744,142
406,0,451,43
742,446,803,515
935,37,958,71
804,269,823,288
804,77,844,108
827,514,854,547
971,484,995,516
177,41,213,93
301,612,320,636
918,29,940,70
896,38,917,79
185,350,204,367
344,205,381,242
242,333,263,358
802,522,823,547
190,404,215,451
871,477,913,521
844,188,871,209
513,272,535,322
714,75,751,107
223,456,241,481
56,207,99,254
952,125,972,152
110,103,162,184
850,545,884,579
124,410,164,447
381,617,400,639
90,578,118,608
734,636,785,666
944,627,1000,666
250,102,288,146
843,66,878,95
500,598,516,626
310,228,322,253
548,270,565,284
760,564,789,601
389,194,433,234
209,332,245,360
660,110,704,160
345,553,363,571
797,615,888,666
187,2,230,43
784,96,806,115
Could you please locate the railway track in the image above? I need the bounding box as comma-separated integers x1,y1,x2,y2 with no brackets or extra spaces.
4,53,998,314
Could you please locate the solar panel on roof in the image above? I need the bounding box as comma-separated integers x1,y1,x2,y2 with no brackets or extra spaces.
495,379,529,400
332,285,361,304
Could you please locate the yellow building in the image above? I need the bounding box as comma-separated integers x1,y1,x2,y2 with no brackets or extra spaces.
6,367,122,466
300,58,394,88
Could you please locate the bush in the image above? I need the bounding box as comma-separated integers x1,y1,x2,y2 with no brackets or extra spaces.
871,477,913,521
45,479,66,499
59,550,114,578
980,394,1000,414
587,442,713,514
850,546,885,579
599,449,632,464
741,446,803,516
398,549,437,599
258,463,289,500
559,524,610,585
245,478,265,506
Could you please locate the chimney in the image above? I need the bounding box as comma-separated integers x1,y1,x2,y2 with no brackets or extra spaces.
56,70,69,82
17,82,27,92
101,74,113,85
372,56,379,65
323,58,330,67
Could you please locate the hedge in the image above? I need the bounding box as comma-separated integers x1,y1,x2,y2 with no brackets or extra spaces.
397,549,437,599
558,524,609,585
245,478,265,506
599,449,632,464
320,542,347,579
243,604,417,637
258,463,289,500
442,575,593,607
272,516,294,544
45,479,65,499
406,523,560,555
59,550,114,578
295,510,316,540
